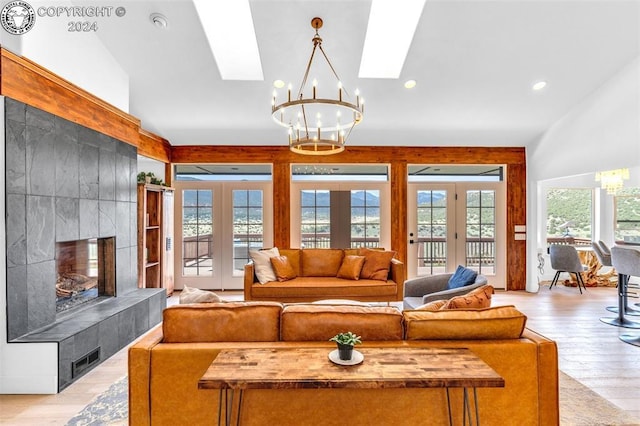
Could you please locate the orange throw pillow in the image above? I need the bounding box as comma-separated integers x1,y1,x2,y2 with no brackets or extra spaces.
270,256,297,282
443,284,494,309
415,300,448,311
358,248,396,281
337,255,366,280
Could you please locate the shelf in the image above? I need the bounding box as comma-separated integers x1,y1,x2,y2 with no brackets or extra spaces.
138,183,175,296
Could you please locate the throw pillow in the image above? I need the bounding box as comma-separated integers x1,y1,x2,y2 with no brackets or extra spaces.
249,247,280,284
336,255,366,280
179,285,222,304
447,265,478,289
415,300,448,311
270,255,297,282
358,248,396,281
443,284,494,309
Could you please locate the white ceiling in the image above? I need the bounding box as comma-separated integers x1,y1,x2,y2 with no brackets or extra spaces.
89,0,639,148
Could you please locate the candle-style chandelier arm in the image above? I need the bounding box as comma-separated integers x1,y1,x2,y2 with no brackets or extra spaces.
317,43,351,100
297,40,319,100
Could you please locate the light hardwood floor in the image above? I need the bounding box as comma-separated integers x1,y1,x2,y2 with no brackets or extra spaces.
1,285,639,424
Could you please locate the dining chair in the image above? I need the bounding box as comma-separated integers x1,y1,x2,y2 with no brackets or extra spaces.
592,241,612,267
600,246,640,330
549,245,588,294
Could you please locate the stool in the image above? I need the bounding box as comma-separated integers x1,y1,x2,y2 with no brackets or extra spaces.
600,246,640,329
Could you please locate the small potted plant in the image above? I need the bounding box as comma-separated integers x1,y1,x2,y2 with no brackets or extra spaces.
330,331,362,361
137,172,164,185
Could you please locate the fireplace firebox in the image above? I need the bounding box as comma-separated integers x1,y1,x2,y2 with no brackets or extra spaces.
55,237,116,314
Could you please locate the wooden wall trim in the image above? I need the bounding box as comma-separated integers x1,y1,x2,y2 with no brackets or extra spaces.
390,161,408,264
170,145,527,290
171,145,525,165
272,162,291,247
138,128,172,163
506,163,527,290
0,47,171,170
0,48,141,146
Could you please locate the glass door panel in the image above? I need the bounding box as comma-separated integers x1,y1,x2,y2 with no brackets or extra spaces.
181,189,213,277
409,183,505,287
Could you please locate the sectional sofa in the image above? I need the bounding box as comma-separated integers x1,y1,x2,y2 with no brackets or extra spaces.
129,301,559,425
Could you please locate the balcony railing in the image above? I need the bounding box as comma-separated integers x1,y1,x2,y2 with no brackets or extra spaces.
416,237,496,272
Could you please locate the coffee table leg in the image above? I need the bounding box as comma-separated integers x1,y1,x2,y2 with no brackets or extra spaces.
462,388,481,426
446,388,453,426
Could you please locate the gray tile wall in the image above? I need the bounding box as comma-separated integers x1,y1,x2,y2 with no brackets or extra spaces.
4,98,139,339
4,98,165,391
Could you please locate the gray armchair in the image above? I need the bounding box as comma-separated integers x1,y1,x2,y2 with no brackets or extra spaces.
403,273,488,310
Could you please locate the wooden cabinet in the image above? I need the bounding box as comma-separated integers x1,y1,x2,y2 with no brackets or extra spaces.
137,184,175,296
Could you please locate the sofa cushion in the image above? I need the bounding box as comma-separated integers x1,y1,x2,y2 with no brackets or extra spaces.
178,285,221,304
281,304,404,341
358,248,396,281
270,256,297,281
250,277,398,300
447,265,478,289
444,284,494,309
162,302,283,342
250,247,280,284
337,255,366,280
301,249,344,277
416,299,448,311
403,305,527,340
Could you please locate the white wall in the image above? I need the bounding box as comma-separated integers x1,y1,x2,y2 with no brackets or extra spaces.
137,156,167,182
527,57,640,291
0,2,131,392
0,98,59,394
7,0,129,112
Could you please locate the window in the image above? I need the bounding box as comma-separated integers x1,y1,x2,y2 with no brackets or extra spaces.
416,189,448,275
350,190,380,248
233,189,264,270
300,190,331,248
546,188,593,243
292,165,390,249
466,190,496,274
181,189,213,276
615,188,640,244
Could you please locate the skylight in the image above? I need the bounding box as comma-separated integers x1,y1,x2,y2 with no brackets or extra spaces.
193,0,263,80
359,0,426,79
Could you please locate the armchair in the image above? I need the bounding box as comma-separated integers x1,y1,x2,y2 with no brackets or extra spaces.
403,273,488,310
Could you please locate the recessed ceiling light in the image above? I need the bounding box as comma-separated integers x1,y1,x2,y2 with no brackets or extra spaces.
404,80,417,89
532,81,547,91
150,13,168,29
273,80,285,89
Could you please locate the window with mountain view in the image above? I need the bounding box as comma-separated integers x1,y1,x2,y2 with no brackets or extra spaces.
615,188,640,244
300,189,381,248
546,188,593,242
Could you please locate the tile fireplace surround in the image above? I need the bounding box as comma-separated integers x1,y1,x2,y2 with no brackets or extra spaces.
3,98,165,392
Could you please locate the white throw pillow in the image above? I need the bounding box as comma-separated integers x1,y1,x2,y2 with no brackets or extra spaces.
249,247,280,284
179,284,222,304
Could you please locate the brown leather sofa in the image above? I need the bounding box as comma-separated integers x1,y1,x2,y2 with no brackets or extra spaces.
244,248,405,302
129,302,559,426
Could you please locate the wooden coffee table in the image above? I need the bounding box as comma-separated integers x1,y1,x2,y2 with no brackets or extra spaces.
199,347,504,425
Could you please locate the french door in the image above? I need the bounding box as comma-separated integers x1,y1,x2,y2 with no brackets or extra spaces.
407,182,506,288
173,181,272,290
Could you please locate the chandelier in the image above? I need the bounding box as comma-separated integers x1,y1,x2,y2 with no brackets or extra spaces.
271,17,364,155
595,168,630,194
